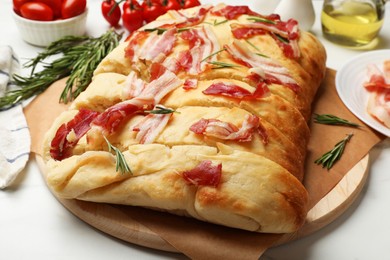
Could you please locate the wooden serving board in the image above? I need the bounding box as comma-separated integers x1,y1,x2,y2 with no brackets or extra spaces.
36,154,369,252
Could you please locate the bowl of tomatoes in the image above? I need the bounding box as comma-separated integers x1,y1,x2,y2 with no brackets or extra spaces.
12,0,88,47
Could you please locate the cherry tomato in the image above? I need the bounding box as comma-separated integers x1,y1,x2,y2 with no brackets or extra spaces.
141,0,165,23
162,0,181,12
36,0,62,19
101,0,121,27
122,2,144,33
61,0,87,19
20,2,54,21
13,0,31,14
182,0,200,9
123,0,142,11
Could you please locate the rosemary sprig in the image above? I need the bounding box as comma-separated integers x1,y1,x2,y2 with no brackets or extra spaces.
274,33,289,44
315,133,353,170
145,106,178,114
0,30,122,109
213,19,228,26
201,49,225,63
103,136,132,175
245,40,269,58
314,114,360,127
144,27,189,35
247,16,276,24
208,61,240,69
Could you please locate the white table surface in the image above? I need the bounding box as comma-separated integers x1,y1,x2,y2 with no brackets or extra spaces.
1,0,390,259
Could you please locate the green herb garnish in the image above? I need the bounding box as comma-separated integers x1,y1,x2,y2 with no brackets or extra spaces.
145,106,178,114
0,30,122,109
247,16,276,24
245,40,269,58
214,19,228,26
314,114,360,127
274,33,289,44
208,61,240,69
144,27,189,35
315,133,353,170
104,136,132,175
201,49,225,63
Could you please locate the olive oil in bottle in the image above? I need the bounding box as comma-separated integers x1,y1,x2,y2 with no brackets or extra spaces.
321,0,385,46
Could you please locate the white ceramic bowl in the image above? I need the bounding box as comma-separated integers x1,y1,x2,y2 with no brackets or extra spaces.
13,8,88,47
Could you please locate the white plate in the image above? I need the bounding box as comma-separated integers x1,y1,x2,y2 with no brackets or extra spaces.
335,50,390,137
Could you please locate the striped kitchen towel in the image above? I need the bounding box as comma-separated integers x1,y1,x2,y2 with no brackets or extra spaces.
0,46,31,189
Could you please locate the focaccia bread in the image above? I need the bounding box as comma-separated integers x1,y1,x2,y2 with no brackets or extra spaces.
42,4,327,233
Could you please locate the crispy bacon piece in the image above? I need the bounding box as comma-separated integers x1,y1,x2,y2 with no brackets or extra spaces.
190,114,264,142
210,5,259,19
50,109,100,161
179,26,220,75
225,40,299,92
125,29,177,63
132,106,173,144
202,81,270,99
182,160,222,187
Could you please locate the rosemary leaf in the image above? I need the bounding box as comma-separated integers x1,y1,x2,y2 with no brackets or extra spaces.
200,49,225,63
274,33,289,44
208,61,240,69
0,30,122,109
247,16,276,24
145,106,178,114
315,133,353,170
314,113,360,127
245,40,269,58
214,19,228,26
144,28,167,35
104,136,132,175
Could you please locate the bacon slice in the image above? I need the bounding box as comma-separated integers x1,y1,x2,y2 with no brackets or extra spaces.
124,31,150,62
50,109,100,161
231,23,266,39
202,81,270,99
230,18,300,59
190,114,263,142
141,69,183,104
91,101,143,135
132,106,173,144
123,71,147,99
123,66,183,104
364,64,390,91
365,61,390,128
142,6,211,31
210,5,259,19
179,26,220,75
125,29,177,63
175,6,211,28
183,78,198,90
182,160,222,187
225,40,299,92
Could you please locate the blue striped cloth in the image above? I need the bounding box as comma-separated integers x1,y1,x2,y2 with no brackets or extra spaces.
0,46,31,189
